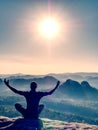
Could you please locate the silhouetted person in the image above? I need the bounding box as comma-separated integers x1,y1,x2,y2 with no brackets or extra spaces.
4,79,60,119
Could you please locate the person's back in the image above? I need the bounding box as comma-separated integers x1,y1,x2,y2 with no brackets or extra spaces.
23,91,45,118
25,92,42,108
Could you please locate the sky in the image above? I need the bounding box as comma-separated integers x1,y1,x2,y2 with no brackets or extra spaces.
0,0,98,74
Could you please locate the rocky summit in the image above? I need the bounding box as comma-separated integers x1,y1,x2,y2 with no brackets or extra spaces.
0,116,98,130
0,116,43,130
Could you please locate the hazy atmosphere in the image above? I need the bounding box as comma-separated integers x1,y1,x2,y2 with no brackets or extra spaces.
0,0,98,74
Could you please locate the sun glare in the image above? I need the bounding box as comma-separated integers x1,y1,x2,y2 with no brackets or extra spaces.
39,18,59,39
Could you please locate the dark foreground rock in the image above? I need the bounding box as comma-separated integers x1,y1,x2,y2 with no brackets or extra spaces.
0,116,43,130
0,116,98,130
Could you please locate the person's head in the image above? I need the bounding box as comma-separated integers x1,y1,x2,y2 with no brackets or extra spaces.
30,82,37,91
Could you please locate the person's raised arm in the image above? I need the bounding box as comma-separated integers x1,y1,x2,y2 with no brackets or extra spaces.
42,81,60,96
4,79,24,95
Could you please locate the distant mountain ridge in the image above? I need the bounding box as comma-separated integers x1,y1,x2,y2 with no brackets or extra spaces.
1,72,98,87
0,74,98,100
10,75,57,86
0,76,58,91
58,79,98,100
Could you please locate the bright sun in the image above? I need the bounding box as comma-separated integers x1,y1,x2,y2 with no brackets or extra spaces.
39,18,59,39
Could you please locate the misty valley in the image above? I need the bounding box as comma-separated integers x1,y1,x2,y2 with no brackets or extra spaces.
0,73,98,125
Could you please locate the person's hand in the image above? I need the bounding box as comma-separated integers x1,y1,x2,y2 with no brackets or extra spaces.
4,79,9,86
56,81,60,87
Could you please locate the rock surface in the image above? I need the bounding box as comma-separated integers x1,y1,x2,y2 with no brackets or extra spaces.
0,116,98,130
0,116,43,130
43,118,98,130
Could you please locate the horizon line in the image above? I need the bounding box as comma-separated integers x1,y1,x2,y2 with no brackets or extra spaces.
0,72,98,76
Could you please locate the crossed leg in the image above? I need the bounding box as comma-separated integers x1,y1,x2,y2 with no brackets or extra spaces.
15,103,26,118
15,103,44,119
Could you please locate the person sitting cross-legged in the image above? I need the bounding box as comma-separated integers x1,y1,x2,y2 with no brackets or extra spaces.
4,79,60,119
